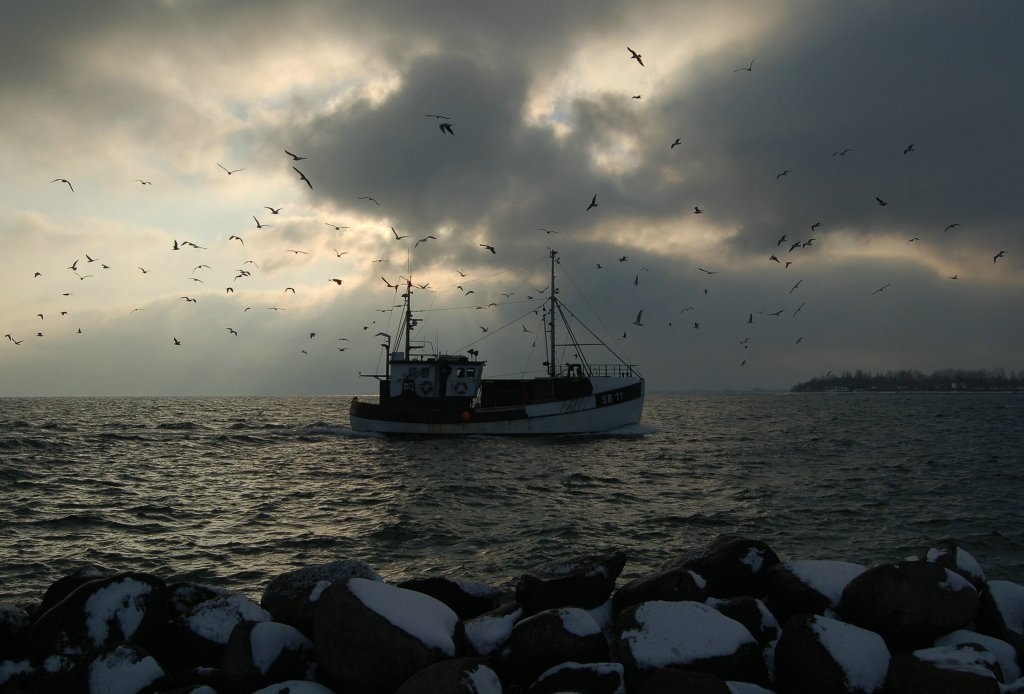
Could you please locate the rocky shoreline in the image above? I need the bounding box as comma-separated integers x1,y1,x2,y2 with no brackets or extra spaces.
2,535,1023,693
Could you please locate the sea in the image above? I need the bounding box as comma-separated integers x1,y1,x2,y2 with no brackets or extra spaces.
1,392,1022,608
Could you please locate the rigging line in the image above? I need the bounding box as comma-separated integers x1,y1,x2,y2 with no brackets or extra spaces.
455,300,547,353
558,301,637,372
412,298,538,313
557,261,637,365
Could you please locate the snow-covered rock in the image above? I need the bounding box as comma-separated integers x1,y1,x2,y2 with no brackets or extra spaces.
774,613,889,694
764,559,866,623
515,550,626,615
665,535,780,599
397,576,502,620
887,642,1002,693
393,657,502,693
496,606,609,685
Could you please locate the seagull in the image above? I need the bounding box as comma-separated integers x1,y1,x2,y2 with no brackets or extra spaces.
326,223,350,230
226,328,238,335
218,163,244,175
265,206,282,214
790,240,803,252
181,296,197,303
950,275,959,280
332,248,348,257
698,267,717,275
627,46,644,66
285,249,308,255
52,178,74,191
381,277,399,289
943,223,960,232
173,337,181,345
586,194,598,211
425,114,450,119
872,283,891,294
903,144,915,154
633,274,639,286
292,167,313,189
789,279,804,293
253,216,270,229
670,138,682,148
522,324,532,332
832,148,854,156
994,250,1006,263
284,287,296,293
694,206,703,214
734,58,755,72
632,310,644,326
875,196,887,206
776,170,790,180
138,267,148,273
693,321,700,329
769,254,780,263
284,149,307,161
135,179,152,185
907,237,919,244
478,326,489,332
415,235,437,247
810,222,821,231
619,256,629,263
538,228,558,234
439,122,455,135
479,244,496,254
229,235,244,245
391,227,408,240
777,234,787,246
329,278,343,285
358,196,381,205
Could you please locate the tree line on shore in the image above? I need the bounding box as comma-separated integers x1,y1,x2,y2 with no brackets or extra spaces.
791,368,1024,392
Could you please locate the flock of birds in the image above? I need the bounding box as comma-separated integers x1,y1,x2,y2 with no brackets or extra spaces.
4,44,1014,380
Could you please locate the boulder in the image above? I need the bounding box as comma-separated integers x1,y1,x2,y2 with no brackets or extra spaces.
612,565,708,614
0,605,31,659
152,592,272,670
166,582,226,618
313,577,460,694
218,620,315,692
393,657,502,693
397,576,502,620
764,559,866,624
935,629,1022,683
463,601,524,657
773,613,889,694
919,540,987,590
615,600,766,686
531,661,625,693
27,572,168,657
515,550,626,614
887,643,1002,693
837,560,979,651
707,596,780,648
260,558,381,628
34,565,113,617
496,606,609,685
666,535,780,599
635,668,731,693
85,642,171,694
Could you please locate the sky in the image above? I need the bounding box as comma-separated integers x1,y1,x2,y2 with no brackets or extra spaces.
1,0,1021,396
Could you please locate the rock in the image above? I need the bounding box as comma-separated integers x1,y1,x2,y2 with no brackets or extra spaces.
27,571,168,657
612,565,708,614
976,579,1024,638
515,550,626,614
919,540,987,590
635,668,731,693
166,582,226,619
152,591,272,670
85,642,171,694
313,577,459,694
0,605,31,659
496,606,609,685
667,535,781,599
260,558,381,627
393,657,502,693
251,682,336,694
837,560,979,651
463,601,524,657
887,643,1002,693
397,576,502,620
773,613,889,694
615,600,766,686
218,620,315,692
34,565,113,618
935,628,1022,683
531,661,625,693
707,596,780,648
764,559,866,624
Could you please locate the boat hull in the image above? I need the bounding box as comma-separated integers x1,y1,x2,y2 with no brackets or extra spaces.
349,377,644,435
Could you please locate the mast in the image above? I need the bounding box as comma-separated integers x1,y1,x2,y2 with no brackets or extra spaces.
548,249,557,377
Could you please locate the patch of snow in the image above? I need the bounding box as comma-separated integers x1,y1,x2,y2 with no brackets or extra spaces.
786,559,866,607
557,607,602,637
587,598,614,631
913,644,998,679
939,568,976,594
252,681,336,694
741,548,765,573
690,570,707,590
348,577,458,656
465,607,523,656
463,663,504,693
955,547,986,582
88,644,164,694
43,655,71,673
249,622,313,675
935,629,1021,682
535,661,624,693
84,577,153,646
186,593,272,644
308,580,331,602
0,660,32,686
809,615,889,693
988,580,1024,636
620,601,756,669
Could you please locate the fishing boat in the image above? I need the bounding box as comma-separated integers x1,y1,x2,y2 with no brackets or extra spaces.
349,250,644,435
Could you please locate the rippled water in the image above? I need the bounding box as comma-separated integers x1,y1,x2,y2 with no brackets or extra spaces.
1,393,1022,606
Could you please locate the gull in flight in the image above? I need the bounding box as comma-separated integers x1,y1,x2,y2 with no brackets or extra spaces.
284,149,307,161
358,196,381,205
218,163,244,175
632,310,644,327
253,216,270,229
670,138,682,148
479,244,496,254
627,47,644,66
52,178,74,192
586,194,598,211
943,223,960,232
439,122,454,135
415,235,437,247
734,58,755,72
872,283,891,295
326,223,349,230
391,227,408,240
875,196,888,206
994,250,1006,263
292,167,313,189
265,206,282,214
229,235,244,245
